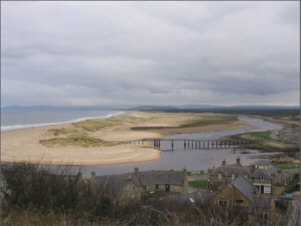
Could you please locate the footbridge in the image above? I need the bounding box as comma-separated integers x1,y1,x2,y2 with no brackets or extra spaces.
118,139,260,150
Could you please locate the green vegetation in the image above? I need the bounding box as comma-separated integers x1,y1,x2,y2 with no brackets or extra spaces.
43,127,115,147
43,134,115,147
275,207,286,215
249,131,271,140
188,180,208,188
276,163,300,170
275,200,288,215
49,127,84,136
1,163,113,225
74,120,114,132
285,173,300,193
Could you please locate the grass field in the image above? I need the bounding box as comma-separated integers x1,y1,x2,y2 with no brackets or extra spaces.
188,180,208,188
276,163,300,170
249,131,271,140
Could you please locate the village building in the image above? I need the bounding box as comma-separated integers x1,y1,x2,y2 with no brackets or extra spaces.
207,157,249,191
211,176,274,225
176,176,274,225
90,168,188,204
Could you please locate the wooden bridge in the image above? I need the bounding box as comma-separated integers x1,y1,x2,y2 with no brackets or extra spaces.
118,139,260,150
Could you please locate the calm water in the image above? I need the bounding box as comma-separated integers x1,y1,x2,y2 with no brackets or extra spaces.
1,109,124,131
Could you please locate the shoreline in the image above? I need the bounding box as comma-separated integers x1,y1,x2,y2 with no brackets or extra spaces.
1,110,127,132
1,111,253,166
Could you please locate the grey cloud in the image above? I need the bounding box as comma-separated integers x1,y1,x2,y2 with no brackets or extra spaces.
2,1,299,106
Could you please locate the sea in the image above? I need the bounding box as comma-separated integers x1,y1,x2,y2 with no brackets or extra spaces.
1,109,125,131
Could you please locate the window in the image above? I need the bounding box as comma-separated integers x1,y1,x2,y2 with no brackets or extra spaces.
218,173,222,179
219,200,227,207
155,184,159,189
235,199,243,204
261,176,264,181
264,185,271,194
259,213,268,220
232,174,235,180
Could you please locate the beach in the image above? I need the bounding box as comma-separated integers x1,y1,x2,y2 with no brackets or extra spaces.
1,111,252,166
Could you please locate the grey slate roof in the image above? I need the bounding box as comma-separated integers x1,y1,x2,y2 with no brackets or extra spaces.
233,176,255,203
255,160,272,167
93,170,185,194
210,164,249,177
94,173,132,195
251,165,281,179
131,170,185,187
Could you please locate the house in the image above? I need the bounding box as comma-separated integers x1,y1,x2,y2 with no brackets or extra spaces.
169,176,274,225
210,176,274,225
208,157,249,191
90,168,188,204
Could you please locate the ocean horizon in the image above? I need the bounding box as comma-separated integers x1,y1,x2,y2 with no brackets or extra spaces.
1,109,125,132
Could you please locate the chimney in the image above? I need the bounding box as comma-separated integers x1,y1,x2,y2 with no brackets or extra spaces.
222,159,226,166
91,171,95,179
134,167,139,174
236,157,241,165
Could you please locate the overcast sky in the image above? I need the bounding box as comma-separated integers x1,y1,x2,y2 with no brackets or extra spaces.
2,1,300,107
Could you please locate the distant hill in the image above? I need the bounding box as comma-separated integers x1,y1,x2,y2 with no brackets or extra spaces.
2,104,299,111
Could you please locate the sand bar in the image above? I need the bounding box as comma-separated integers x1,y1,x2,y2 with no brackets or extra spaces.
1,111,253,166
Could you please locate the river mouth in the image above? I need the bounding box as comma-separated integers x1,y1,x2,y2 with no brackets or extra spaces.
3,116,283,177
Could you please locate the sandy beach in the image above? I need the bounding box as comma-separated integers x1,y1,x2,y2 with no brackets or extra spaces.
1,111,252,166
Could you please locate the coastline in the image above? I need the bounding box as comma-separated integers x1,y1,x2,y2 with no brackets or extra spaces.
1,110,126,132
1,111,253,166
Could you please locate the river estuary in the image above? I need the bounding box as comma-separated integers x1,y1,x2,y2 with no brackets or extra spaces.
54,115,282,177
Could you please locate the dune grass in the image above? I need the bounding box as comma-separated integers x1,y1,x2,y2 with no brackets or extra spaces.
131,115,237,131
43,134,115,147
49,128,84,136
43,128,115,147
74,116,146,132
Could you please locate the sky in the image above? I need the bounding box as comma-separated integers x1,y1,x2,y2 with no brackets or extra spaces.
2,1,300,107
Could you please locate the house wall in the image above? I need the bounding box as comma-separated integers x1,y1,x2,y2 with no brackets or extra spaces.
208,175,245,191
143,184,184,193
272,186,285,196
211,185,253,208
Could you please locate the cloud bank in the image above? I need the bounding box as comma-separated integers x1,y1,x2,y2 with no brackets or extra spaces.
2,1,299,106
